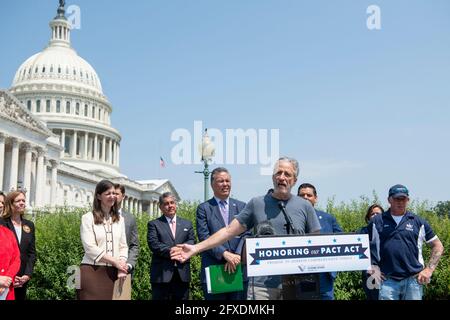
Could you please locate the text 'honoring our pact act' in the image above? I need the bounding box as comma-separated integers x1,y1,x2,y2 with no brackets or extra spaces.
250,244,368,265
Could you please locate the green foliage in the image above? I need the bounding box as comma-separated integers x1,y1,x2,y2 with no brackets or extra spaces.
434,201,450,218
131,213,151,300
27,207,85,300
26,198,450,300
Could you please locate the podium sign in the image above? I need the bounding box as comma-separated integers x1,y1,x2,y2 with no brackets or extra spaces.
246,233,370,277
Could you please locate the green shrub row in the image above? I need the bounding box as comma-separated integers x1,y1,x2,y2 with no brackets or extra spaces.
26,198,449,300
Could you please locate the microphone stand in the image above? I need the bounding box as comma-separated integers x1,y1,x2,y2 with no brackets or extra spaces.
277,200,320,300
278,201,296,235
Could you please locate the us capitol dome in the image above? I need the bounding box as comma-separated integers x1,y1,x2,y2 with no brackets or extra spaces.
0,1,179,212
10,2,121,178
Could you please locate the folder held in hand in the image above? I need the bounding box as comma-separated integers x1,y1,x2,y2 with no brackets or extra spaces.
205,263,244,294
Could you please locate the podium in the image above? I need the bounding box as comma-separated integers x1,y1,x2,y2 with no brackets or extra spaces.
245,233,371,300
282,273,320,300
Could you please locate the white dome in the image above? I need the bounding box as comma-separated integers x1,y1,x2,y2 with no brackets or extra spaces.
7,4,123,179
12,45,103,94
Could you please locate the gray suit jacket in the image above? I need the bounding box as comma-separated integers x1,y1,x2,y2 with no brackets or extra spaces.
121,210,139,270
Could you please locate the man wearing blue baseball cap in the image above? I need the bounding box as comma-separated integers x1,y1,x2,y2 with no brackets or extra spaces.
367,184,444,300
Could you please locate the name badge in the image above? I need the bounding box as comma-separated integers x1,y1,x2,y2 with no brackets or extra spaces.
22,225,31,233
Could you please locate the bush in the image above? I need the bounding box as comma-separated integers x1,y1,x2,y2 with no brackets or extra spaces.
434,201,450,218
27,207,85,300
25,198,450,300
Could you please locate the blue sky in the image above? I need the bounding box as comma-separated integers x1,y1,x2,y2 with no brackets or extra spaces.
1,0,449,208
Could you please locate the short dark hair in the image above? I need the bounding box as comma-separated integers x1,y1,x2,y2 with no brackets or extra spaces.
210,167,230,185
114,183,125,195
365,204,384,223
298,183,317,197
159,192,176,204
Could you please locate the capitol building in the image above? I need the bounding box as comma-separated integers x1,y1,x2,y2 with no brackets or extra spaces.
0,2,179,213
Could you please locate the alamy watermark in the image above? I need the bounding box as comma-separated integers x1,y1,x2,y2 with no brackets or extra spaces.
367,5,381,30
170,121,280,175
67,4,380,32
66,265,80,290
366,265,382,291
67,5,81,30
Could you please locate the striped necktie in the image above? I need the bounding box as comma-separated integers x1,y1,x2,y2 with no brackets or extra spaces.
219,200,229,226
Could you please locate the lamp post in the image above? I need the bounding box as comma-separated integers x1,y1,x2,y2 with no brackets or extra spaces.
195,128,215,202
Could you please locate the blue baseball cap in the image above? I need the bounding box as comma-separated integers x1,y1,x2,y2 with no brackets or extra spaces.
388,184,409,198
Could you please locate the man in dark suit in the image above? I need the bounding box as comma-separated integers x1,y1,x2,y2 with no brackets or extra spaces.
114,184,139,275
147,192,195,300
196,167,251,300
298,183,343,300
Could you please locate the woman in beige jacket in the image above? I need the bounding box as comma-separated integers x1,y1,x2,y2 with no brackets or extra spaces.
77,180,128,300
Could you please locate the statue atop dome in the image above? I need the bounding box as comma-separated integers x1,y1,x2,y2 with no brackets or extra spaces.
56,0,66,19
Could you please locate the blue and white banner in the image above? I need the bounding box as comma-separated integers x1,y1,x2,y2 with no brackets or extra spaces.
246,234,371,277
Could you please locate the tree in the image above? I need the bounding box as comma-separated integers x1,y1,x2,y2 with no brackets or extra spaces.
434,201,450,218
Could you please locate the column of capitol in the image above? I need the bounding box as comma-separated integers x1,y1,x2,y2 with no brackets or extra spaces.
0,132,58,207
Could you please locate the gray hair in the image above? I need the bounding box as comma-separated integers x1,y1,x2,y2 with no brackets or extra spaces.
273,157,299,178
210,167,230,185
159,192,176,204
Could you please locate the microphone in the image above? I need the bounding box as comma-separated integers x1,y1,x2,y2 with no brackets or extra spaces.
278,200,296,234
255,220,275,237
278,201,286,211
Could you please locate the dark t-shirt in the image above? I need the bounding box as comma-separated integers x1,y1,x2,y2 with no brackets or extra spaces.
236,193,321,288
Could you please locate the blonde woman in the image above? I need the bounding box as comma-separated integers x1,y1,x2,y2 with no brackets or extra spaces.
0,190,36,300
77,180,128,300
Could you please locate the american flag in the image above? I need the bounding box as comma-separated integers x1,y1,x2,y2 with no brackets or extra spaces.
160,156,166,168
